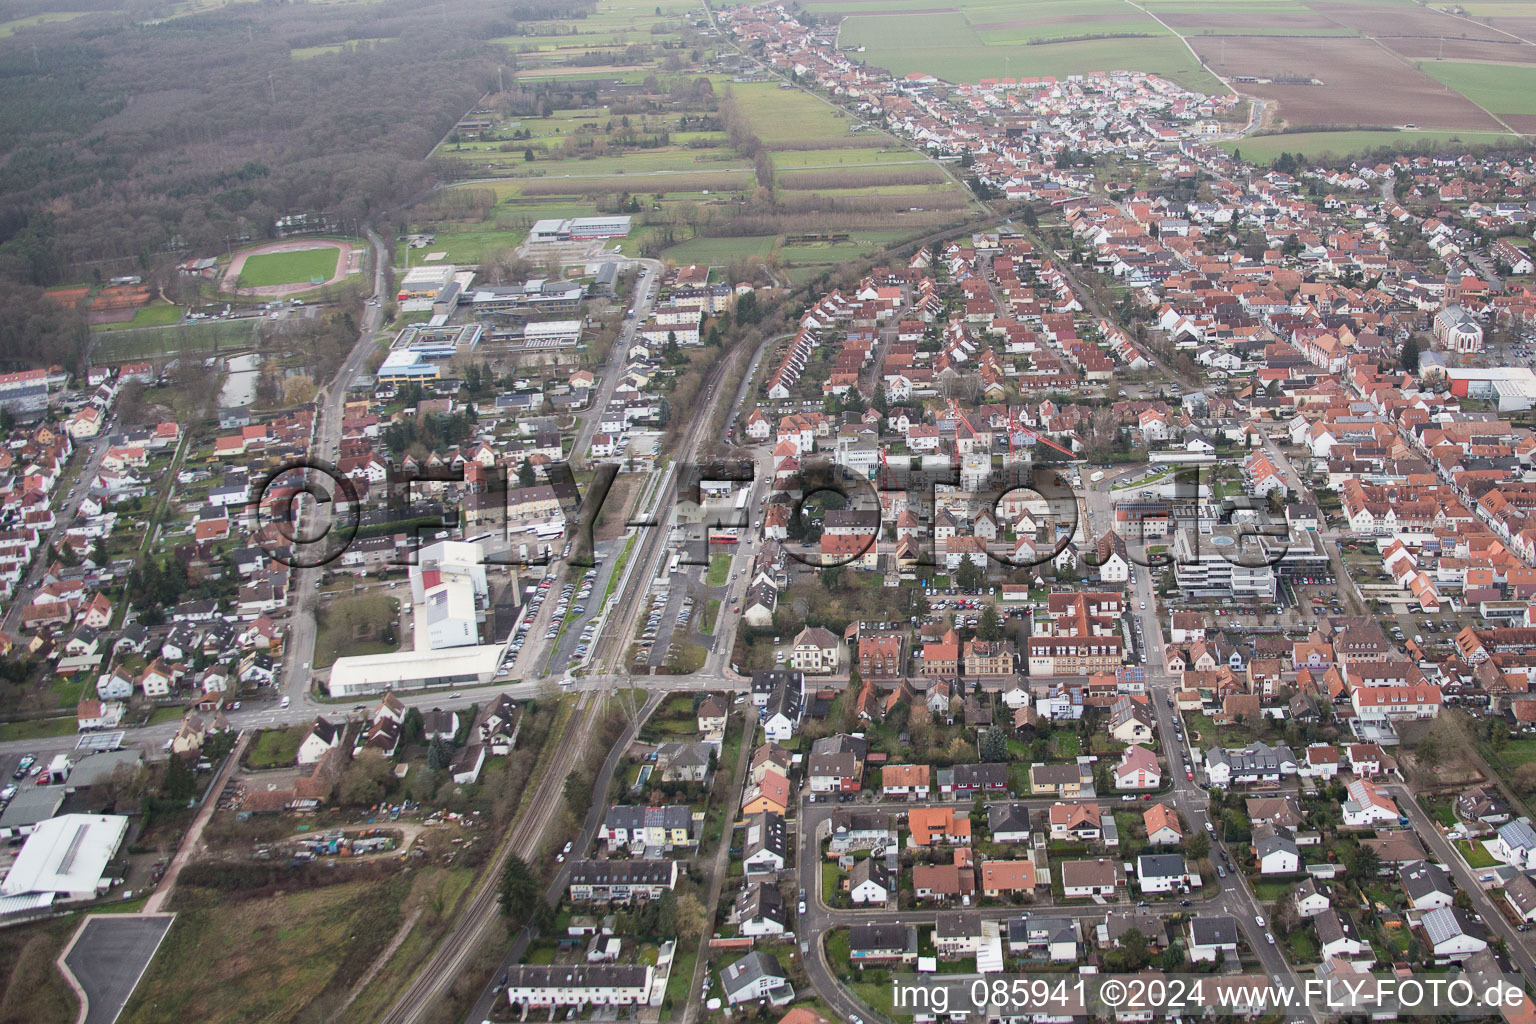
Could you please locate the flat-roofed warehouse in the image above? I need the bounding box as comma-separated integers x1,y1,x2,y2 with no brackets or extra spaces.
523,320,583,347
528,216,632,243
1,813,129,904
327,643,506,698
469,278,584,317
396,264,457,301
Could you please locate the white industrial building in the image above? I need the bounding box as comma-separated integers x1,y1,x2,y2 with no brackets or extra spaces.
1,814,128,906
1444,366,1536,412
327,644,506,698
528,216,632,243
523,320,583,347
1171,527,1276,601
396,264,457,301
409,540,488,651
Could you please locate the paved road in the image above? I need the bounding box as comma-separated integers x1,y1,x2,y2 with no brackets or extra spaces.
279,221,393,709
1391,782,1536,979
1,433,113,635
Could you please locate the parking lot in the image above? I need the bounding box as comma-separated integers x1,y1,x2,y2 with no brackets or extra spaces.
61,914,175,1024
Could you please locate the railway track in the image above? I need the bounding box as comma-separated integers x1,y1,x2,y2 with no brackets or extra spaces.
593,334,759,675
375,689,610,1024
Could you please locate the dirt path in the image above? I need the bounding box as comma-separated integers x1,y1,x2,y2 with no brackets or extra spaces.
324,907,425,1024
144,732,249,914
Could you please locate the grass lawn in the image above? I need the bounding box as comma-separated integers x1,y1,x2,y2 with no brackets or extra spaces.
121,875,412,1024
1253,880,1294,902
700,598,721,635
90,317,257,361
246,725,306,769
291,37,394,58
663,235,778,266
822,862,843,906
707,552,731,587
314,593,399,669
666,641,708,675
1049,732,1081,758
0,915,79,1022
0,717,78,742
0,10,91,35
147,705,185,725
236,246,341,288
1287,930,1319,962
1419,795,1457,829
1457,839,1500,869
662,948,698,1011
94,302,184,332
51,677,86,709
1489,737,1536,768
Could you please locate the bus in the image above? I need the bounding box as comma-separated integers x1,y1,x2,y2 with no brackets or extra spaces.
668,554,681,575
710,533,740,545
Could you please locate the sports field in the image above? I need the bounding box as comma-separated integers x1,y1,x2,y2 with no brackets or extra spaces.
238,247,341,287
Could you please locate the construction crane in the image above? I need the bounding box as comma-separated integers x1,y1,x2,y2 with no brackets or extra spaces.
981,399,1074,459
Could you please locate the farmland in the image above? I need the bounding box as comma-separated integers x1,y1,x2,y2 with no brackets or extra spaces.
490,0,697,58
1419,61,1536,122
409,63,972,277
836,12,1227,94
801,0,1536,146
0,10,91,35
1221,128,1519,161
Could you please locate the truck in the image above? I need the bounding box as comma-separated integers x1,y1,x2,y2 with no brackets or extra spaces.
1090,470,1105,483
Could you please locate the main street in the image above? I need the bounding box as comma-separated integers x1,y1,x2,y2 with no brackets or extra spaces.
277,221,393,709
1078,464,1314,1015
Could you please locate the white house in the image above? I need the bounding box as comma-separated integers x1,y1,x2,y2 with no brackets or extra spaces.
1314,909,1367,962
296,718,342,766
721,952,793,1007
501,965,653,1009
1341,779,1399,828
1420,907,1488,962
1493,818,1536,870
850,856,894,904
1114,745,1161,790
1294,879,1330,918
735,883,788,937
1136,854,1201,894
1255,829,1300,875
1187,917,1240,963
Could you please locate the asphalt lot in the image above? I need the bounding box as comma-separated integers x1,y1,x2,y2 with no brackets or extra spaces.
61,913,175,1024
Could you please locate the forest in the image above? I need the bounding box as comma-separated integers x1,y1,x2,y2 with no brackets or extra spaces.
0,0,590,368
